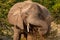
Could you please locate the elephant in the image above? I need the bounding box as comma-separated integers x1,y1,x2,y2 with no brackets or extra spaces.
8,1,52,40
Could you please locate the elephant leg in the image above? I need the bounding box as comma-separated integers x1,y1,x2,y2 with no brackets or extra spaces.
38,31,46,40
27,33,33,40
24,32,27,40
46,25,51,35
12,26,20,40
32,27,46,40
37,28,46,40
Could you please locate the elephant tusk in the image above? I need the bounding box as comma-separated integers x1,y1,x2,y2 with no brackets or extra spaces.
27,23,30,32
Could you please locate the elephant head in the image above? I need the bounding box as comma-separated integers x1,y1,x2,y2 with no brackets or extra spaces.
26,2,53,35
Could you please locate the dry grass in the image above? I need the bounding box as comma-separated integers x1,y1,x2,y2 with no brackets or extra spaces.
45,22,59,40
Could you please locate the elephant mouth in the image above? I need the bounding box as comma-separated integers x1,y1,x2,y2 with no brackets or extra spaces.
29,23,42,32
27,23,42,33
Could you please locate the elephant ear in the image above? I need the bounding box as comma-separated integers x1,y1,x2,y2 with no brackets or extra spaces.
37,3,53,25
8,3,24,29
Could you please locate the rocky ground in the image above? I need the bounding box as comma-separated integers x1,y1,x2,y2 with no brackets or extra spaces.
46,22,60,40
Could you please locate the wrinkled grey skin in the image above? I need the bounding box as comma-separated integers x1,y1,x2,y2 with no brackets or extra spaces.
8,1,52,40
